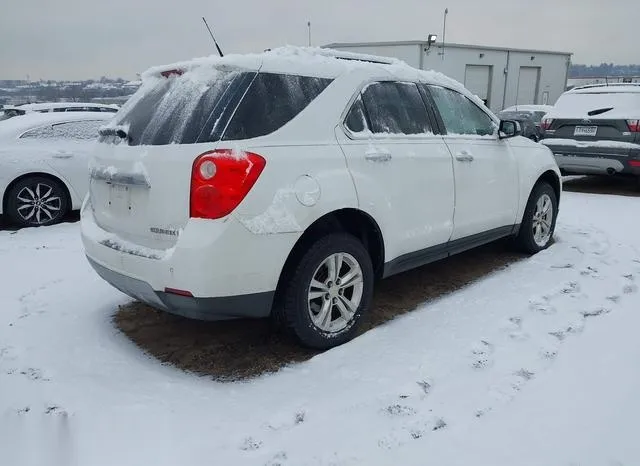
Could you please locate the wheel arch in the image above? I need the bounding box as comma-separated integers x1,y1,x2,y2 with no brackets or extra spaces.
273,208,385,308
535,169,561,205
2,172,73,216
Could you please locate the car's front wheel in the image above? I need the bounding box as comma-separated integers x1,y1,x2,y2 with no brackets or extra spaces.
278,233,374,349
516,181,558,254
6,176,69,228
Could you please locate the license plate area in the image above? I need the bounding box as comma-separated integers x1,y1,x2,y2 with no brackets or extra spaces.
108,183,132,214
574,125,598,136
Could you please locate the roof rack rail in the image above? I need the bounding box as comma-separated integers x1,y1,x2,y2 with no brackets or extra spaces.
571,82,640,91
314,47,396,65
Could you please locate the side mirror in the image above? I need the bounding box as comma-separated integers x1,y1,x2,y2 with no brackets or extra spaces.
499,120,522,139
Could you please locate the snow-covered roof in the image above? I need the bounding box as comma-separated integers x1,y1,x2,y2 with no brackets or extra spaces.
503,105,554,113
139,45,473,103
568,84,640,94
0,111,113,139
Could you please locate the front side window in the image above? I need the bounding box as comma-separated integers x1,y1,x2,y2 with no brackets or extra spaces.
222,73,333,141
360,82,431,135
427,85,496,136
20,120,103,140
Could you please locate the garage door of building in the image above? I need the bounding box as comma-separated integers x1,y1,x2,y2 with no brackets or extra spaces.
516,67,540,105
464,65,492,107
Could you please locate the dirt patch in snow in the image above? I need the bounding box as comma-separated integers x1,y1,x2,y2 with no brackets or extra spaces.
114,239,525,381
563,176,640,197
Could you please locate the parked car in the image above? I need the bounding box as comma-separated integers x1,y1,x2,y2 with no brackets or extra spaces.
1,102,119,121
540,84,640,178
502,104,554,123
497,110,543,141
81,47,561,349
0,111,113,227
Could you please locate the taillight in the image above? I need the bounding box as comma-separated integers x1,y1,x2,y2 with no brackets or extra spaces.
190,149,266,219
160,69,184,78
627,120,640,132
541,118,553,131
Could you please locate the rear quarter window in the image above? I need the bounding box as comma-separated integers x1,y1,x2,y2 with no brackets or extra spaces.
222,73,333,141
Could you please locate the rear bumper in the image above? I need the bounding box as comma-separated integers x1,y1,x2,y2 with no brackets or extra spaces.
81,201,297,320
88,257,274,320
542,142,640,176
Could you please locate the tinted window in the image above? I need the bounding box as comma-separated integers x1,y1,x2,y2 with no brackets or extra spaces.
428,85,496,136
361,82,431,135
102,69,249,146
222,73,332,141
344,95,368,133
21,120,103,140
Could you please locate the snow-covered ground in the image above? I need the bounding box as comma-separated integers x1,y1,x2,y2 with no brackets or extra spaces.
1,191,639,466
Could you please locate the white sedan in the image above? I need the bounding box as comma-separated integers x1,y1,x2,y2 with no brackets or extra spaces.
0,111,113,227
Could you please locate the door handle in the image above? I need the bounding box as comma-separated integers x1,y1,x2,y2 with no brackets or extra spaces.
365,150,392,162
455,151,474,162
53,152,73,159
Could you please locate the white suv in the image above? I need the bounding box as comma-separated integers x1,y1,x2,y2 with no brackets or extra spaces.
81,47,561,349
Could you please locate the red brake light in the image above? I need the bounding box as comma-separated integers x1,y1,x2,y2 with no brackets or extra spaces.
627,119,640,132
190,149,266,219
541,118,553,131
160,69,184,78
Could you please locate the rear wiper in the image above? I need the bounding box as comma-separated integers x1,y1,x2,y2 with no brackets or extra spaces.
587,107,614,116
98,126,130,141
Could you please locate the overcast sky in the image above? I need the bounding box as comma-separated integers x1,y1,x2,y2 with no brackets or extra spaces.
2,0,637,80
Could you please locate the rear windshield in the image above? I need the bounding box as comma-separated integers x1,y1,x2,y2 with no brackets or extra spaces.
552,92,640,119
100,69,332,146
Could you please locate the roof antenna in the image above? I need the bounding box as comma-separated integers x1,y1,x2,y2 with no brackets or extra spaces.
202,17,224,57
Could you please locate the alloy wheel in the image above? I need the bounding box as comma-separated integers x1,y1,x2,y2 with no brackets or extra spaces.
307,252,364,333
16,183,62,225
532,193,553,247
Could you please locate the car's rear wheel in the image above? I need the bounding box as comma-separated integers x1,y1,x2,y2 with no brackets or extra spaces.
277,233,374,349
6,176,69,228
516,181,558,254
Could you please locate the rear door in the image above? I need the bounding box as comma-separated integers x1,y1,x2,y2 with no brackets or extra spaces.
335,81,455,268
425,84,519,242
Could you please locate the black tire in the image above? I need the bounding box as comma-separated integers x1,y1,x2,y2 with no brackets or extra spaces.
516,181,558,254
6,176,69,228
276,233,374,349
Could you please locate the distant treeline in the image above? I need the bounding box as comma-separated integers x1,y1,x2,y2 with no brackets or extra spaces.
570,64,640,77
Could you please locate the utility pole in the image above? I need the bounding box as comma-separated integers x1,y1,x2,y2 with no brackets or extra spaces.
307,21,312,47
441,8,448,60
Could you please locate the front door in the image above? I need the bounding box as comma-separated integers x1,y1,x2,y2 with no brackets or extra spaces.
425,85,519,241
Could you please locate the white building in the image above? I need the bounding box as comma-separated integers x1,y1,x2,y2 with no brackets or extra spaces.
325,40,572,113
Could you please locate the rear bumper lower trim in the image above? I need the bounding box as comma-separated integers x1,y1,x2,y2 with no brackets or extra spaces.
87,256,274,320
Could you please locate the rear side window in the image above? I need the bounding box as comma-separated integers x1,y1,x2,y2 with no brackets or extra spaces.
344,96,368,134
222,73,333,141
427,85,496,136
20,120,104,140
360,82,431,135
101,69,251,146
